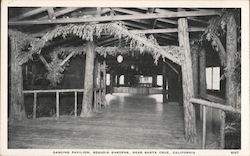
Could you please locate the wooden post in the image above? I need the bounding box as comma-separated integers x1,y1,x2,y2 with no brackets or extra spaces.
220,110,226,149
56,91,59,118
191,46,199,97
9,37,26,120
110,73,115,94
102,61,107,107
103,61,107,95
93,58,99,112
202,106,207,149
97,62,101,109
152,74,157,87
178,17,197,143
199,48,207,121
226,14,237,108
74,91,77,117
33,93,37,119
162,62,167,103
81,41,95,117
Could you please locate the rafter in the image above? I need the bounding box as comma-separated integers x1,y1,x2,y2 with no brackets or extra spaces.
9,10,221,25
11,8,48,21
130,27,205,34
156,8,208,24
47,7,56,19
114,8,177,26
39,7,81,20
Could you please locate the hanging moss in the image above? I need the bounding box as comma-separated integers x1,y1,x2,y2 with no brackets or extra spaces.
9,22,182,86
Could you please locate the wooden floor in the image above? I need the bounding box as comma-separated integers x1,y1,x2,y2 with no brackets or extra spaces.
8,93,218,149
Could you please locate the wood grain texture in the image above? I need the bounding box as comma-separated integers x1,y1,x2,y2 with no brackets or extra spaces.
226,15,238,108
80,42,95,117
10,37,26,120
178,18,197,143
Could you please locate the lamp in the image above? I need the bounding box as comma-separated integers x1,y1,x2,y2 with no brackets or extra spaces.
117,55,123,63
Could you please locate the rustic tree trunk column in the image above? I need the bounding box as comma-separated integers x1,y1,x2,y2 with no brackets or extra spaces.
199,48,207,121
10,37,26,120
178,18,197,143
93,58,100,112
191,46,199,97
102,61,107,106
191,46,199,120
226,14,237,108
81,41,95,117
162,62,168,103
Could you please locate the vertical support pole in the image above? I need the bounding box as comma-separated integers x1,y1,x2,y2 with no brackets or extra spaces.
152,74,157,87
97,62,101,109
9,37,26,120
199,48,207,121
178,17,197,143
81,41,95,117
220,110,226,149
162,62,167,104
94,90,97,112
33,92,37,119
202,106,207,149
191,46,199,97
110,73,115,94
74,91,77,117
103,61,107,95
56,91,59,118
226,14,238,108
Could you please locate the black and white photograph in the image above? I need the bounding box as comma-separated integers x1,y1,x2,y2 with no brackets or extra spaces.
1,1,249,156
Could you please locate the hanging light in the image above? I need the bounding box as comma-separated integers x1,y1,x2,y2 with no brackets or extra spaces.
131,65,135,69
117,55,123,63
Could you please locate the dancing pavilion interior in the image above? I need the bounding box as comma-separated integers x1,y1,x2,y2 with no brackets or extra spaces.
8,7,241,149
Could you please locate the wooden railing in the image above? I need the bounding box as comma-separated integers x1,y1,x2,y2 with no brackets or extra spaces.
23,89,85,119
190,96,241,149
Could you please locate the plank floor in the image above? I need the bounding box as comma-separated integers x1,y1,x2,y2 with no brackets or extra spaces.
8,93,218,149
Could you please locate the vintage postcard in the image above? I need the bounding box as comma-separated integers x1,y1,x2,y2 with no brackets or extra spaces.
1,0,249,156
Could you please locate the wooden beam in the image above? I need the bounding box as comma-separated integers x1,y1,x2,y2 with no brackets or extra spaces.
56,91,60,118
220,110,226,148
9,10,221,25
226,14,238,108
190,98,241,114
40,8,111,20
162,63,168,104
134,8,178,25
10,37,26,120
80,42,95,117
165,61,179,75
29,26,203,39
202,106,207,149
11,7,47,21
199,48,206,121
47,7,56,19
59,51,76,66
130,27,205,34
178,17,197,143
74,91,78,117
156,8,208,25
39,7,80,20
191,46,199,97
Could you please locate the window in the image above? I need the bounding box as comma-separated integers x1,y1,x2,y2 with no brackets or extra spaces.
157,75,163,86
138,75,152,84
119,75,124,85
206,67,220,90
106,74,110,86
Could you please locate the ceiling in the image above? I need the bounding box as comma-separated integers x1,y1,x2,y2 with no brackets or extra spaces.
8,7,221,47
